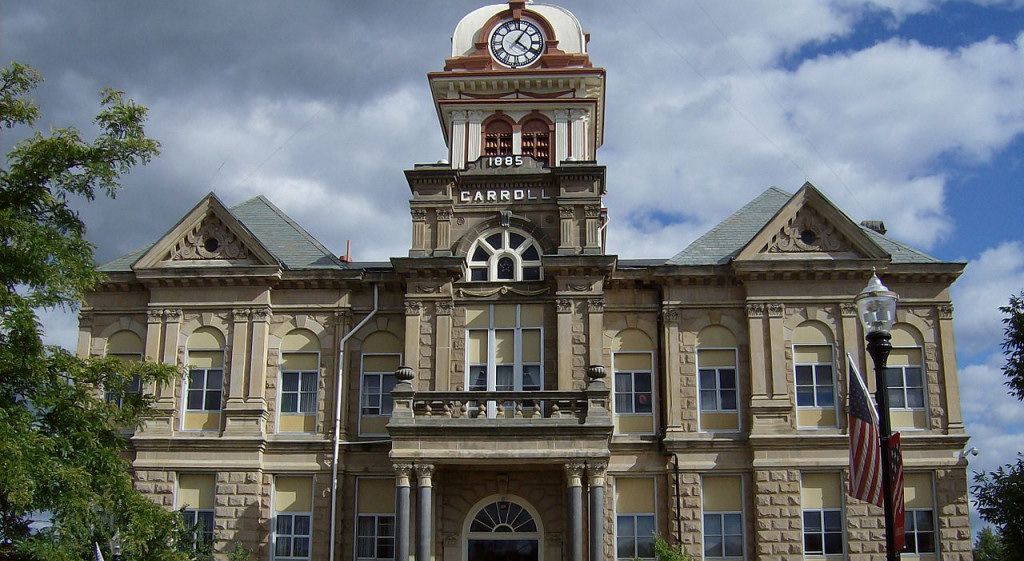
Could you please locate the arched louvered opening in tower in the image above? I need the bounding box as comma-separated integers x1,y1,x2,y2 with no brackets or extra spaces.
483,119,513,157
520,118,551,164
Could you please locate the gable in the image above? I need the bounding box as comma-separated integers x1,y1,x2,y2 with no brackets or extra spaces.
133,193,280,272
734,182,888,262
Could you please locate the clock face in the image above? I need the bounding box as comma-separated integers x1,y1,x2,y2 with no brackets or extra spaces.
489,19,545,68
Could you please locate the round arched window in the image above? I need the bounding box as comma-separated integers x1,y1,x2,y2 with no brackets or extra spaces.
467,230,542,282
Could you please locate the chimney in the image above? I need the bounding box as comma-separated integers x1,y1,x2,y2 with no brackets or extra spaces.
340,240,352,263
860,220,886,235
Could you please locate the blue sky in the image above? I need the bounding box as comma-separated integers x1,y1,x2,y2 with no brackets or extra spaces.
3,0,1023,539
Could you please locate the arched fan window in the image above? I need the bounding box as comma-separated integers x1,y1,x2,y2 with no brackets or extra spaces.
467,229,542,282
470,501,538,533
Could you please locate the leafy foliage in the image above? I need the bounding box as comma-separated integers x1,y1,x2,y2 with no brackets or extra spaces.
972,454,1024,553
651,534,695,561
973,526,1009,561
0,62,188,560
1000,292,1024,401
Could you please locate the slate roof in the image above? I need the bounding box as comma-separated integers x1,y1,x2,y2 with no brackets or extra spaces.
99,196,344,272
665,187,943,266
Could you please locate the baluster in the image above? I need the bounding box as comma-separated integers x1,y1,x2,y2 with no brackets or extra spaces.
551,401,561,418
514,400,523,418
460,401,467,419
477,402,487,418
443,401,452,418
424,402,433,417
497,401,505,417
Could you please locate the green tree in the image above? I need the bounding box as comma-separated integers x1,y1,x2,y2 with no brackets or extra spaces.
1000,292,1024,400
969,292,1024,554
973,526,1009,561
0,62,187,560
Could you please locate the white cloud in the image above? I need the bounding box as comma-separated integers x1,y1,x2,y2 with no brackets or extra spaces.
953,241,1024,355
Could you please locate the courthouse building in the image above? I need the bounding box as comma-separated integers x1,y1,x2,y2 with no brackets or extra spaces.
79,2,974,560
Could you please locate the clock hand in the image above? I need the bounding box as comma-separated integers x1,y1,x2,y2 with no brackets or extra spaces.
516,32,532,50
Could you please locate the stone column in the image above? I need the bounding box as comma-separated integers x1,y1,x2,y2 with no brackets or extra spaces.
566,462,585,561
435,301,453,390
587,298,604,367
405,300,422,385
558,205,577,254
450,110,467,169
937,305,964,431
467,110,484,165
588,462,607,561
415,464,434,561
766,303,786,399
410,209,428,257
584,206,602,254
570,109,588,160
662,308,683,430
228,308,249,402
394,463,413,561
557,299,575,390
435,208,453,257
746,304,768,400
554,109,569,164
247,307,271,406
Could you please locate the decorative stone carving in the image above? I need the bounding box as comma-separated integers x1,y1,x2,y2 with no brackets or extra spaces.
450,110,468,122
147,309,164,323
499,209,512,228
414,464,435,486
840,302,858,317
393,463,413,486
587,461,607,486
745,303,765,318
587,299,604,313
410,209,427,221
769,208,851,253
559,205,574,219
251,307,272,322
164,309,182,322
564,462,585,487
767,303,784,318
436,208,452,221
457,286,549,298
435,300,454,315
938,305,954,319
232,308,250,323
587,365,606,381
456,216,466,225
556,298,573,313
405,300,422,316
568,283,591,292
416,283,440,294
395,366,415,383
661,308,678,323
169,216,250,261
584,205,601,218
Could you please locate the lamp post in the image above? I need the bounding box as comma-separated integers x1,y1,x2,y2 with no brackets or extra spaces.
855,271,900,561
110,528,123,561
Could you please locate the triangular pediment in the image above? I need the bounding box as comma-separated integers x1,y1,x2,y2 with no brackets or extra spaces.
133,193,280,271
734,182,888,262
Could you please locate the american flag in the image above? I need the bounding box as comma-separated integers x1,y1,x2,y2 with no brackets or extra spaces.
847,354,883,506
889,432,906,551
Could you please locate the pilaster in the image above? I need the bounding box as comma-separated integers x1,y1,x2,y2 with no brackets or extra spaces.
228,308,249,402
554,109,569,165
583,205,601,254
450,110,467,169
558,205,577,254
435,208,453,256
557,298,574,390
937,305,964,431
405,300,423,387
434,300,453,390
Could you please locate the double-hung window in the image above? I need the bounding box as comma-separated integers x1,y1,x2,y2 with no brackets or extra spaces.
801,473,844,557
280,370,317,414
358,331,403,437
278,330,321,434
696,327,740,432
612,348,655,434
274,477,312,561
186,368,223,412
902,473,937,556
793,343,837,429
702,475,744,559
614,370,652,414
356,478,396,560
614,477,656,561
178,473,215,548
886,343,928,429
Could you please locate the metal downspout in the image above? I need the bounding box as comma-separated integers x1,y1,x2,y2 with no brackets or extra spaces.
328,284,378,560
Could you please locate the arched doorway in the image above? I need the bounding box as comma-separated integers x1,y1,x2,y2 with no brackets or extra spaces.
465,498,542,561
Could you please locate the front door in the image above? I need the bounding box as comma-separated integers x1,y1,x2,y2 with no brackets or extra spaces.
466,500,541,561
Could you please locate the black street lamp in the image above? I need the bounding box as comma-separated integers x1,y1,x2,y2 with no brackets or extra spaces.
110,529,123,561
856,271,900,561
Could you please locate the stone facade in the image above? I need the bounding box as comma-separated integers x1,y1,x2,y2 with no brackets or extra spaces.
82,2,973,560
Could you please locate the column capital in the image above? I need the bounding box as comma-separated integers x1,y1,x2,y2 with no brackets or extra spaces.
587,461,607,486
840,302,858,317
415,464,435,487
394,463,414,486
232,308,250,323
147,309,164,324
766,302,784,318
587,298,604,313
164,308,182,322
745,303,765,318
565,462,586,487
405,300,422,316
556,298,573,314
938,304,954,319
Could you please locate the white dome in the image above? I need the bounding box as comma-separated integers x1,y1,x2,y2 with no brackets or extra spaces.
451,3,587,58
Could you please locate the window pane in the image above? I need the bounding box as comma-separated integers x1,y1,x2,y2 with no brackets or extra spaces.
300,372,316,392
522,245,539,261
906,367,923,386
283,372,299,392
719,369,736,389
636,515,654,536
509,232,526,248
204,389,221,411
357,537,375,558
907,388,925,408
886,367,903,387
617,538,635,558
701,390,719,410
699,370,717,389
704,513,722,534
293,537,309,557
824,531,843,554
636,536,655,558
723,513,743,534
486,233,503,249
817,386,834,407
704,535,724,557
803,511,822,532
617,515,635,536
823,510,843,531
275,538,291,557
471,268,487,281
889,388,906,408
795,365,814,385
497,256,515,280
804,534,823,554
816,364,833,385
277,515,292,534
281,393,298,413
720,390,737,411
616,373,632,393
188,370,205,389
294,515,311,535
522,366,541,390
724,535,744,557
522,267,541,280
207,370,223,389
634,373,652,393
472,246,489,262
187,389,203,409
796,387,815,406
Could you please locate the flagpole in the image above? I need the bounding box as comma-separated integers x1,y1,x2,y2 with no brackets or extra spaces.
866,329,900,561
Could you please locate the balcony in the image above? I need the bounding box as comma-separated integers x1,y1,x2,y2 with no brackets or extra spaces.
387,366,614,464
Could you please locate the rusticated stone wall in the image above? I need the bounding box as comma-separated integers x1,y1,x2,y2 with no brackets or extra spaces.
753,469,802,560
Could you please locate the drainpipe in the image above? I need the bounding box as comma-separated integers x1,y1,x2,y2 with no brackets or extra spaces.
328,284,379,561
672,452,682,542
